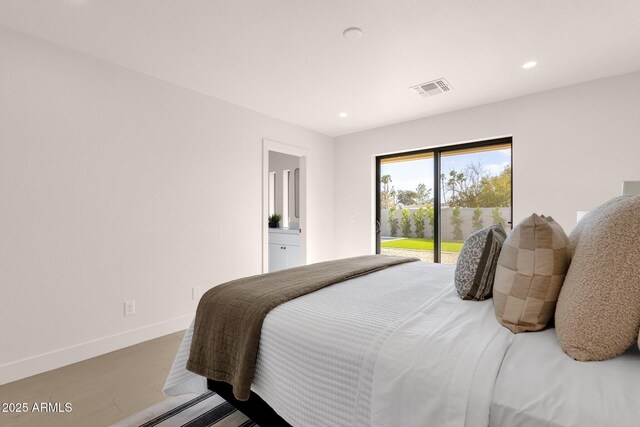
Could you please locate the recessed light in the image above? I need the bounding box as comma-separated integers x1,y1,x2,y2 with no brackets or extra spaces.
339,112,348,118
342,27,363,40
522,61,537,69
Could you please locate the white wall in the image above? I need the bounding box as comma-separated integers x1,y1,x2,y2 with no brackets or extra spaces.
333,71,640,259
0,27,334,384
268,151,300,229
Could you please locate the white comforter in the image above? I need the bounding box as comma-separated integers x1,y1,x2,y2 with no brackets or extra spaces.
490,328,640,427
164,262,513,426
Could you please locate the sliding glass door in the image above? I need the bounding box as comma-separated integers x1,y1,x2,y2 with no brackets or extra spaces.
376,138,512,264
378,152,436,262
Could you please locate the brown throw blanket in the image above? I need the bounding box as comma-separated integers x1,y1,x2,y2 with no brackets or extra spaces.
186,254,418,401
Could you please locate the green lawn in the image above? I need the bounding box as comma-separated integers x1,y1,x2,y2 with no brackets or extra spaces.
381,238,464,252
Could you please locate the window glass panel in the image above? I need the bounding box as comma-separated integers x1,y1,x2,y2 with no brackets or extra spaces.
439,146,512,264
379,156,435,263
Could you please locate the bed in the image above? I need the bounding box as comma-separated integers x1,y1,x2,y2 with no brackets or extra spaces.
164,260,640,427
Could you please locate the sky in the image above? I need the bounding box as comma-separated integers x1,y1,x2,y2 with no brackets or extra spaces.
380,148,511,193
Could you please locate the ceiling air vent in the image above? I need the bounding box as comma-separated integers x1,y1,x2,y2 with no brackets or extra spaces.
410,78,453,97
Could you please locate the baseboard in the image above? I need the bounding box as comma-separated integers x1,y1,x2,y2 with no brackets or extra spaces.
0,314,194,385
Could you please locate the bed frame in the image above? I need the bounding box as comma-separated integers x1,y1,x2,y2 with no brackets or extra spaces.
207,379,291,426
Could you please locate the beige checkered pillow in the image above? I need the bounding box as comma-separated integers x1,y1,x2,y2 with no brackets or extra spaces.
493,214,570,333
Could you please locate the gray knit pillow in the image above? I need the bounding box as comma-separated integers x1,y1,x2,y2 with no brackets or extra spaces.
455,224,507,301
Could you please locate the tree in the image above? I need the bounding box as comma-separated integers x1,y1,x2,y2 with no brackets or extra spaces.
440,173,448,204
380,175,397,209
477,165,511,207
413,207,427,238
492,206,506,227
443,170,467,206
415,183,432,205
441,163,484,207
397,190,418,207
388,205,399,237
401,209,412,238
426,203,435,237
441,163,511,209
462,162,486,206
451,206,463,240
472,206,484,231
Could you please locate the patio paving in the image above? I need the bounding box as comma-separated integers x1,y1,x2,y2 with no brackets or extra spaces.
381,247,459,265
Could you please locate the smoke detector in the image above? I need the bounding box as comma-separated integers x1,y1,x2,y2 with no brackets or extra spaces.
410,79,453,97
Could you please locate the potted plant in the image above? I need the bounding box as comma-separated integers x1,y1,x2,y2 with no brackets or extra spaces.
268,214,281,228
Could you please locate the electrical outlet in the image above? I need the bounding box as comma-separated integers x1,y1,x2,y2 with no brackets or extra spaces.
124,300,135,316
192,287,202,301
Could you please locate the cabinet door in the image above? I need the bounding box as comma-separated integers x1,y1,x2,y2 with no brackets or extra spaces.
283,244,301,270
269,243,284,272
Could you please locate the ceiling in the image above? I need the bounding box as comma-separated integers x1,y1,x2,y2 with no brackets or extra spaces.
1,1,639,137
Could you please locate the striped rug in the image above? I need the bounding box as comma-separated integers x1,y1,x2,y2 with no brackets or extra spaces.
111,391,258,427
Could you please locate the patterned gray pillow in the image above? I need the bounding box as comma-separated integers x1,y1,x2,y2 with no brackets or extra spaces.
454,224,507,301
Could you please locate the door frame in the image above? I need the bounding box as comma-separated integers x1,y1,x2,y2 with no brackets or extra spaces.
375,136,513,262
262,139,308,273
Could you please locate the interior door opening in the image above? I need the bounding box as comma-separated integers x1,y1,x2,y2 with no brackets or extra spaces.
263,140,307,273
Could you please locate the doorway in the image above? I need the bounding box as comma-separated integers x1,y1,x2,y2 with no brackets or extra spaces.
262,139,307,273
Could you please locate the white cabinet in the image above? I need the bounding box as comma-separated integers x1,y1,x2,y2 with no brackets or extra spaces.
268,229,301,272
